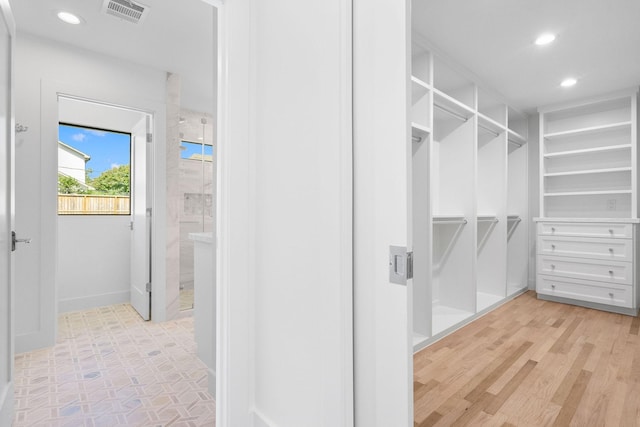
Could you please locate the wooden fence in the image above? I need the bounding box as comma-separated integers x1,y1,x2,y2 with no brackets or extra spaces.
58,194,130,215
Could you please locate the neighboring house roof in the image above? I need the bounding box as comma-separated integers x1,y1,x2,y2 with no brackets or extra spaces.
58,141,91,161
57,171,95,191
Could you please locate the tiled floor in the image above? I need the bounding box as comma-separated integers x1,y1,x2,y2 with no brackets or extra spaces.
13,304,216,427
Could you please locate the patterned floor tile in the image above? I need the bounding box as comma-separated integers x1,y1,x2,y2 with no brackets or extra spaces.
13,304,215,427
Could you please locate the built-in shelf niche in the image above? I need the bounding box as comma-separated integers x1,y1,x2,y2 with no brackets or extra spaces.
540,92,637,219
544,97,631,135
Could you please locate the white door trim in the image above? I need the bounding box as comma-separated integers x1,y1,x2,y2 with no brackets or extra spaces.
28,81,167,352
0,0,14,424
353,0,413,425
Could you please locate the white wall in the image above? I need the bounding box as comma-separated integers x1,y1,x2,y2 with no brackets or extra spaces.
220,0,353,425
14,33,167,352
528,113,540,288
57,216,131,312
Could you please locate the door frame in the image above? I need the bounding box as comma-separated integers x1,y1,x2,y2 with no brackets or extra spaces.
36,81,167,345
0,0,14,424
353,0,413,425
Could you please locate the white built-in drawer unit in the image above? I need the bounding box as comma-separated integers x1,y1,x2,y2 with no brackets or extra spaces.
535,219,638,315
536,90,640,315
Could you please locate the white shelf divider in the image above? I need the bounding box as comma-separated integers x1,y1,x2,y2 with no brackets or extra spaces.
544,189,632,197
543,144,632,159
544,167,632,177
544,121,632,139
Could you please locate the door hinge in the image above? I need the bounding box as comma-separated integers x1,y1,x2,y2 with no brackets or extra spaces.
389,246,413,285
146,133,153,143
146,282,152,293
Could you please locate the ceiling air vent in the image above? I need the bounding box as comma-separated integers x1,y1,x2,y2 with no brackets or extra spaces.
101,0,150,24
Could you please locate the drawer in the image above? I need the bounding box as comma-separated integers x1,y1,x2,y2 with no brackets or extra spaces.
537,255,632,285
537,236,633,262
537,275,633,308
537,222,633,239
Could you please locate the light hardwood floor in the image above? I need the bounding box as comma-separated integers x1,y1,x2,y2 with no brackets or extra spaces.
414,291,640,426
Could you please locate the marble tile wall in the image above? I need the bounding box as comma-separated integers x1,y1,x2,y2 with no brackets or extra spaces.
165,73,182,321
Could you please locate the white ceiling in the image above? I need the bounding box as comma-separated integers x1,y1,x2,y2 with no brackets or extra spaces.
11,1,639,115
10,0,215,114
412,0,640,113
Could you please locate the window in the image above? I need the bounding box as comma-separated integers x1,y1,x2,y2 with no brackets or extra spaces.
57,123,132,215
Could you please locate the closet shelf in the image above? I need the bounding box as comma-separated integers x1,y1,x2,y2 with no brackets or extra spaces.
411,75,432,92
544,190,632,197
433,215,467,225
543,144,632,159
544,167,632,177
478,113,506,136
433,88,474,121
507,129,526,146
544,121,632,139
477,215,498,223
411,123,431,143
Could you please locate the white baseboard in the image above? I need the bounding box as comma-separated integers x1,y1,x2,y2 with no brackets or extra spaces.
253,409,278,427
0,382,14,427
58,290,131,314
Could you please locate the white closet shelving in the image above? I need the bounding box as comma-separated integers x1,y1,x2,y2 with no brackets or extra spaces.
411,41,529,351
536,89,640,315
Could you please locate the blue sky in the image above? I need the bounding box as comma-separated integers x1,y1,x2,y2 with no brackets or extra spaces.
181,140,214,159
59,124,131,179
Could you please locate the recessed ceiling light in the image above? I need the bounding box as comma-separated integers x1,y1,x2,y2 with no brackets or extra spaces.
57,11,82,25
561,77,578,88
535,33,556,46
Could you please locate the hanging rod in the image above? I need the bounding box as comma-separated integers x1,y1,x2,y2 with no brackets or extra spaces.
478,217,499,223
433,217,468,225
478,123,500,138
508,138,524,147
434,103,469,123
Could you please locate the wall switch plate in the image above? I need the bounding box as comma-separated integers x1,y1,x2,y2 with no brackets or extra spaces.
607,199,617,210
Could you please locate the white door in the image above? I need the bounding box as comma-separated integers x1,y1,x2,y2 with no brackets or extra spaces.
130,116,151,320
0,0,15,424
353,0,413,425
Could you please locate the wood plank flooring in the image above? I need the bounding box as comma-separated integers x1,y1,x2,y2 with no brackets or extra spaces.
414,291,640,426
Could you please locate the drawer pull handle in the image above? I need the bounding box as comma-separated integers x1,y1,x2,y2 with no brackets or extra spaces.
551,227,556,233
551,244,556,250
609,293,614,297
609,229,614,234
551,284,556,289
609,270,614,275
551,264,556,269
609,248,614,252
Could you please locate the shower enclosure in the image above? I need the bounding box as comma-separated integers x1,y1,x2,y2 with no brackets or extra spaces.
179,116,215,311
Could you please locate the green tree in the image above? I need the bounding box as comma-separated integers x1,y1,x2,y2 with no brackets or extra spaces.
58,174,87,194
91,164,130,195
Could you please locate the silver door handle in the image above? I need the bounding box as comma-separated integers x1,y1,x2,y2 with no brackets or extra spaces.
11,231,31,252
